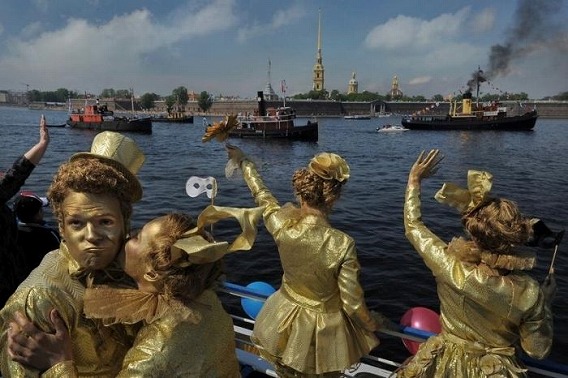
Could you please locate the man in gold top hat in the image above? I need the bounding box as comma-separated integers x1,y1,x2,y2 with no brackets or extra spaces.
0,131,145,377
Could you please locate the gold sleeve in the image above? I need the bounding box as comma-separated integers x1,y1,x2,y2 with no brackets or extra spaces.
337,240,378,332
519,287,554,359
42,361,78,378
404,186,449,276
241,159,281,223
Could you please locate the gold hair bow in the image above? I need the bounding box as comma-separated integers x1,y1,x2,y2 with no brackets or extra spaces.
170,205,264,266
308,152,350,182
434,170,493,215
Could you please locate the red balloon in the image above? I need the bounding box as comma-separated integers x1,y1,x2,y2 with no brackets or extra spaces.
400,307,441,355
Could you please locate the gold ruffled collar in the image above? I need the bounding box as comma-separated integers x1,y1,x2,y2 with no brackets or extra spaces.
447,237,536,271
83,287,202,326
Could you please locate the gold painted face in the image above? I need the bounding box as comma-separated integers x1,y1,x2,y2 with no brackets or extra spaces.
122,218,163,289
60,191,125,270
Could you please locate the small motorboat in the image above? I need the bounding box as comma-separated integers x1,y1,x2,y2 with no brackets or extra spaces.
377,124,409,133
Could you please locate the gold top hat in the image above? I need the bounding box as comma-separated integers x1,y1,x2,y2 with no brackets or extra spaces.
70,131,145,202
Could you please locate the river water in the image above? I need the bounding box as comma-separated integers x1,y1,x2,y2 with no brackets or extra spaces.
1,106,566,367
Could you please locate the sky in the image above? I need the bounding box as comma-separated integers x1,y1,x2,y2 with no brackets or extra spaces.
0,0,566,100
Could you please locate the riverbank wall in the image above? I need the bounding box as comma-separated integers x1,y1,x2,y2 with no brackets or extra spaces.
19,99,568,119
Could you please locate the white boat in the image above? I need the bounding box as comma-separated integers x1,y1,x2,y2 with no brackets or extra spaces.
377,124,409,133
223,282,568,378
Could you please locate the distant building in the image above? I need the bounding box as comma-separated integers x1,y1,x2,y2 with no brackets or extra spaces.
347,72,358,94
312,9,324,92
389,75,403,99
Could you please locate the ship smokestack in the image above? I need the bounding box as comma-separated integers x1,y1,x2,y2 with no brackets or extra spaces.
462,91,473,115
257,91,266,117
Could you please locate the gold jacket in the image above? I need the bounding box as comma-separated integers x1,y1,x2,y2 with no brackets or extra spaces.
399,186,554,378
0,244,132,377
241,160,379,374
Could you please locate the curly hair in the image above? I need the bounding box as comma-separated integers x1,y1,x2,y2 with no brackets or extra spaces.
292,168,344,213
463,198,532,253
47,158,135,228
145,213,224,305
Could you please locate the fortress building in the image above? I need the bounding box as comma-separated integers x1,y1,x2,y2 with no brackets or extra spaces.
312,9,324,92
348,72,358,94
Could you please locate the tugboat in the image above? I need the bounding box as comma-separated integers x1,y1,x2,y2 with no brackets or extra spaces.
67,102,152,134
228,92,318,141
401,70,538,131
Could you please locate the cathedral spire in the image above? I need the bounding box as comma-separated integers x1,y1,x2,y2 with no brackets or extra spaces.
312,8,324,92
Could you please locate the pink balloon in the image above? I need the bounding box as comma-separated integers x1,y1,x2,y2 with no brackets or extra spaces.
400,307,441,355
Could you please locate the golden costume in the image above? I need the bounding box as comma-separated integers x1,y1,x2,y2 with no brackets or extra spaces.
398,183,554,377
0,244,133,377
240,159,379,375
40,288,239,377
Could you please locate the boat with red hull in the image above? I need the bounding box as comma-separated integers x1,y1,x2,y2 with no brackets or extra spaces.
67,104,152,134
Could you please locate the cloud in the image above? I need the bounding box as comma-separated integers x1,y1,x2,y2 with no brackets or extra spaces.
237,3,306,42
470,7,495,33
364,7,470,51
0,0,237,92
408,76,432,85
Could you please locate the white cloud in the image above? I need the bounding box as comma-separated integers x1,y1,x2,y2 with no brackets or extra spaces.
0,0,237,92
408,76,432,85
21,22,43,39
470,7,495,33
364,7,470,51
237,3,305,42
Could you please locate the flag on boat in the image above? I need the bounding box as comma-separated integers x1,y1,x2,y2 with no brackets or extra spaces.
186,176,217,199
281,80,287,94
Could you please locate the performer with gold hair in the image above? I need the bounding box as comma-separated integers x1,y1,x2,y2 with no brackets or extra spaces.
8,205,264,377
226,145,389,377
0,131,144,377
398,149,556,377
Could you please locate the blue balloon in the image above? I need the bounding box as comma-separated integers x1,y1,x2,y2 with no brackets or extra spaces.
241,281,276,319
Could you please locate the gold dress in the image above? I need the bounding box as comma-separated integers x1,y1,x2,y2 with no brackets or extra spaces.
40,288,240,377
241,160,379,375
398,187,554,378
0,243,132,377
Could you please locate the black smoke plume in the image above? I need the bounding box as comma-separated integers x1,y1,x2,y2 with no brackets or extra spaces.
467,0,565,92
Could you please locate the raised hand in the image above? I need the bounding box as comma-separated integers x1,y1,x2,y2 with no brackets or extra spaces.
408,149,444,187
225,143,246,165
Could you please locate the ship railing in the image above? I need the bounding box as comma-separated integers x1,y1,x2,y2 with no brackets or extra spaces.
220,281,568,378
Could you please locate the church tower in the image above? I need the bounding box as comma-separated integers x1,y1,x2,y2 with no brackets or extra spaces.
347,72,358,94
312,9,324,92
263,59,278,100
389,75,403,99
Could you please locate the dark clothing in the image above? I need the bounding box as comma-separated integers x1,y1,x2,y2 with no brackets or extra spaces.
17,222,60,278
0,156,36,308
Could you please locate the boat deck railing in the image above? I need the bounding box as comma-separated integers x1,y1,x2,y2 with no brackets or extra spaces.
220,281,568,378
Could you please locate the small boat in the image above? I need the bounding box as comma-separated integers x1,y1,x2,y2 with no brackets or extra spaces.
377,124,409,133
151,112,194,124
228,92,318,141
67,103,152,134
46,123,67,128
377,112,393,118
344,114,371,120
401,69,538,131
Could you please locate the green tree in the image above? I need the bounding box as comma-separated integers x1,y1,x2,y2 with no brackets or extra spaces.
165,95,176,113
432,94,444,102
115,89,131,99
172,86,189,110
140,92,159,110
197,91,213,113
100,88,116,98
